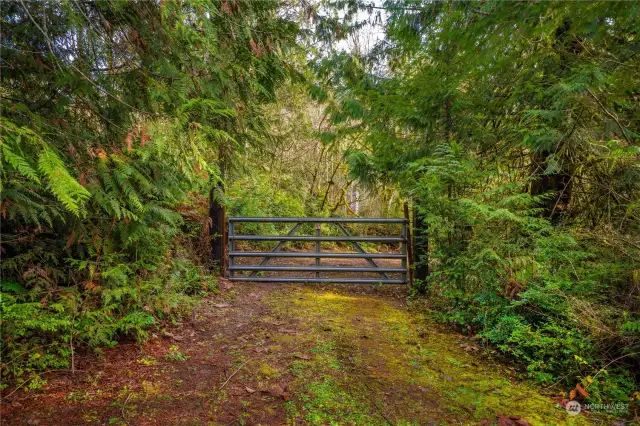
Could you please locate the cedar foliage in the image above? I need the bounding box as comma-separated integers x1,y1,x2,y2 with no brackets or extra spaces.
309,0,640,403
1,0,298,388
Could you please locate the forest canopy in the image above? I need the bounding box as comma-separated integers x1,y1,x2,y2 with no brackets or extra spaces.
1,0,639,409
306,0,640,403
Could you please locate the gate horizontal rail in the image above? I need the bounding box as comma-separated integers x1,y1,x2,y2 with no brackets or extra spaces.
227,217,409,284
229,266,406,273
229,217,406,223
229,278,407,284
228,251,404,259
229,235,403,242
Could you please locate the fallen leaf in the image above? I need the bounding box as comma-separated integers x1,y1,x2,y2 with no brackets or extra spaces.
294,353,311,360
459,343,480,351
245,387,256,393
576,384,590,398
496,415,531,426
498,416,531,426
214,303,231,308
163,332,184,341
497,416,514,426
219,279,234,291
262,384,291,401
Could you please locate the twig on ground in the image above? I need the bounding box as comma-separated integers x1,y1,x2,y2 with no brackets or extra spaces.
362,382,395,426
122,392,132,425
219,360,248,390
2,376,35,399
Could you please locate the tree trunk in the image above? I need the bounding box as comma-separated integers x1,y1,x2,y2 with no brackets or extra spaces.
528,19,578,224
530,151,573,224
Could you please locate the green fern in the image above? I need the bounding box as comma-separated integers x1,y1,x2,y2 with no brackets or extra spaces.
1,141,40,183
37,149,90,215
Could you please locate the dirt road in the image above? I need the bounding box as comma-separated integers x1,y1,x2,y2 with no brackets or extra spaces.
2,282,591,425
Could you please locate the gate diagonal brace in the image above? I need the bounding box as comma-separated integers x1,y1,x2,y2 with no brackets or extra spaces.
334,222,389,280
249,222,303,277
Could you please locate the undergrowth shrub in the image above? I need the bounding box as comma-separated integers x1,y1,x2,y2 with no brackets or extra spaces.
412,145,639,404
0,243,215,391
0,121,218,390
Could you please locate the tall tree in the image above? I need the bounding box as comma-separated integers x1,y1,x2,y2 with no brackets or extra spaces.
1,0,299,384
310,0,640,401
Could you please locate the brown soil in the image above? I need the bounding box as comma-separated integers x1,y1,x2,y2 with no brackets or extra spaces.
1,275,596,426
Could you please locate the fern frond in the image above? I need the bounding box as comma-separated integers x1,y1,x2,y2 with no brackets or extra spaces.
1,141,40,183
37,149,90,215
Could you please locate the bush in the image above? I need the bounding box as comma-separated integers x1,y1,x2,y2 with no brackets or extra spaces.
415,157,640,402
0,254,215,389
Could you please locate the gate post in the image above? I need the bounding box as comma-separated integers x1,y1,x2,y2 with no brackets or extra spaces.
401,221,407,284
209,183,227,275
413,202,429,291
403,203,414,287
227,220,234,278
315,223,321,279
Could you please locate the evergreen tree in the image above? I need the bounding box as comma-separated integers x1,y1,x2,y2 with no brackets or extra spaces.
1,0,299,386
310,0,640,401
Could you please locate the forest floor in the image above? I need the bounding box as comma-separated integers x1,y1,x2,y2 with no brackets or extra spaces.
3,278,599,425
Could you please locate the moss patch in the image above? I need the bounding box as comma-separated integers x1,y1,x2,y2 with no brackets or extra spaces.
9,283,611,426
267,287,593,426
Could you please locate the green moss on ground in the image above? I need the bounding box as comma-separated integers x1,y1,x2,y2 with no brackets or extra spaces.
267,288,594,426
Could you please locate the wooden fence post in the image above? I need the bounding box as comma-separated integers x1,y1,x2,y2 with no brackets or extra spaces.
413,201,429,290
209,181,227,275
403,202,414,287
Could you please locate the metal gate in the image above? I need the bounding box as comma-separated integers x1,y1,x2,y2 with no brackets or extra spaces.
227,217,408,284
